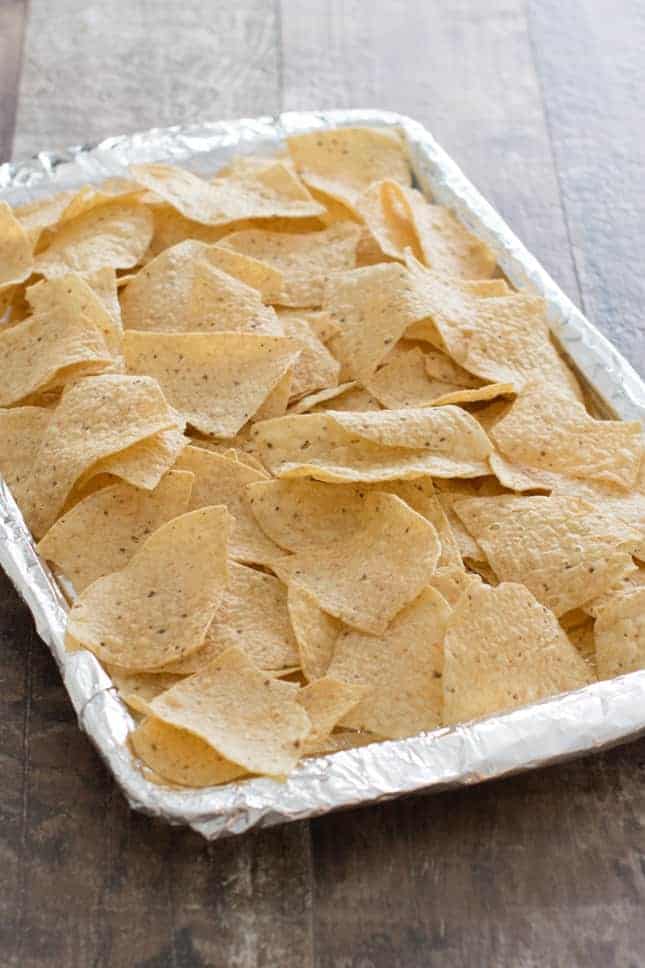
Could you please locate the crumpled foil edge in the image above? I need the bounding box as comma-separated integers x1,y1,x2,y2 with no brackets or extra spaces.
1,109,644,840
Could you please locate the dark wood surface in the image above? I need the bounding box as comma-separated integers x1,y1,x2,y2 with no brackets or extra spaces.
1,2,645,966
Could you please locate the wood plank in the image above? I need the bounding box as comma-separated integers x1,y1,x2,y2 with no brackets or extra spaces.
0,0,28,162
527,0,645,374
5,4,315,966
13,0,282,158
279,0,581,303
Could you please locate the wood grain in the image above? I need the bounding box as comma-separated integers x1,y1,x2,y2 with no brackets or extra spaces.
3,1,645,966
0,0,28,162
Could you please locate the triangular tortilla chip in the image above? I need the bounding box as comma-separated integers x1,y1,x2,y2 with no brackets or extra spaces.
123,331,301,438
120,240,281,335
21,374,178,537
454,494,640,615
148,646,311,776
129,161,324,226
297,677,367,753
490,382,643,490
252,407,492,482
66,506,232,670
272,491,441,634
218,222,361,307
287,584,341,681
443,581,592,723
130,716,246,787
38,470,194,593
86,426,188,492
287,127,411,214
0,406,51,505
329,587,450,738
34,202,153,277
162,562,299,674
595,588,645,680
278,315,340,399
0,201,34,291
176,445,282,566
290,381,381,414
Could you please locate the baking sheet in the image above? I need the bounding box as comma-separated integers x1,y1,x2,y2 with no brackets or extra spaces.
1,109,644,840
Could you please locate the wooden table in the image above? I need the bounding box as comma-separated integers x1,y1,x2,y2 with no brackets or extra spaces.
1,2,644,965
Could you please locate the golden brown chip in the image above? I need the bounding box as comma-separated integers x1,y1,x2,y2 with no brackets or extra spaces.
34,202,153,277
595,588,645,680
0,406,51,506
66,506,232,670
287,127,411,214
218,222,361,307
162,562,299,674
129,161,324,226
329,587,450,738
123,331,301,438
148,646,311,776
490,382,643,490
297,677,367,753
443,581,592,723
120,240,281,335
287,584,341,681
130,716,246,787
0,201,34,291
454,494,640,615
272,491,441,634
252,407,492,482
21,374,178,537
38,470,194,593
176,445,282,566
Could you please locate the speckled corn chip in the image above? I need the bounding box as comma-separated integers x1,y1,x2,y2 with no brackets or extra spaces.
130,716,246,787
595,588,645,680
0,406,51,506
443,581,592,724
329,587,450,738
297,678,367,753
287,584,341,682
66,506,232,670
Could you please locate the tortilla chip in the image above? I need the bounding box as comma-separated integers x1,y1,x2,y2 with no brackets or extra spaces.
88,426,188,492
66,506,232,670
123,331,301,438
287,584,341,681
76,269,124,351
297,678,367,753
0,201,34,291
433,479,492,562
278,308,341,344
120,240,281,335
490,382,643,490
566,620,596,676
163,562,299,675
252,407,492,482
582,568,645,619
329,587,450,738
57,179,143,223
107,668,185,714
14,190,76,247
21,374,178,537
218,222,361,307
595,588,645,680
287,127,411,214
443,581,592,723
176,445,282,566
454,494,640,615
278,315,340,399
251,369,293,421
129,161,324,226
130,715,246,787
148,646,311,776
34,201,153,277
38,470,194,593
0,406,51,505
403,255,582,397
272,491,441,634
203,246,284,303
550,476,645,562
290,382,381,415
364,345,513,409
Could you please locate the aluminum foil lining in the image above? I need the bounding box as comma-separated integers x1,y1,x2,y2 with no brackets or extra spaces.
1,110,644,841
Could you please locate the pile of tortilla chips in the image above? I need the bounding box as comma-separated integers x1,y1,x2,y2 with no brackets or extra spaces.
2,126,643,789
